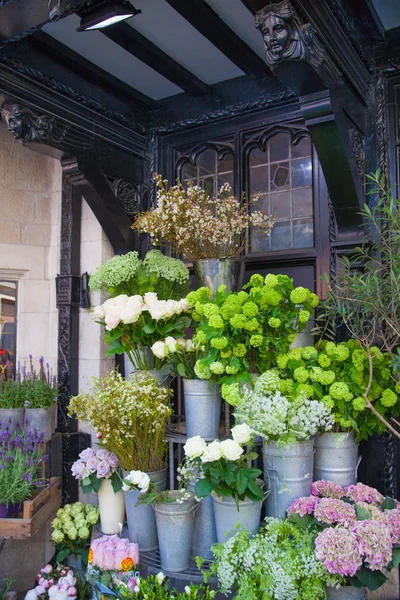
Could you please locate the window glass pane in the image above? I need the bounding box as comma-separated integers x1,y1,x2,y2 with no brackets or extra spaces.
270,133,290,162
293,219,314,248
292,187,313,218
180,149,234,197
271,221,291,250
182,163,197,181
252,194,269,213
271,191,290,220
218,172,234,190
251,231,271,253
198,149,216,175
0,281,17,377
271,162,290,190
292,137,312,159
291,157,312,188
250,147,268,167
218,155,234,173
250,165,268,194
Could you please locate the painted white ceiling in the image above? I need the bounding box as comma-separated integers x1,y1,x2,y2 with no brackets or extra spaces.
370,0,400,30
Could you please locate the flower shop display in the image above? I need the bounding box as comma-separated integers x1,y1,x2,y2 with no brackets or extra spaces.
92,292,191,372
133,177,274,293
89,249,190,301
186,275,318,390
0,425,47,517
51,502,100,569
183,426,265,542
232,371,333,517
71,447,124,535
287,480,400,595
24,564,79,600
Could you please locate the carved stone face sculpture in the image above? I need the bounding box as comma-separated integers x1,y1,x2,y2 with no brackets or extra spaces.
0,104,28,140
259,13,290,62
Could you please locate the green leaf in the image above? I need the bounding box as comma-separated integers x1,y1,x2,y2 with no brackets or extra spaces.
243,467,262,479
355,504,372,521
177,363,187,378
111,473,123,494
247,478,264,500
56,548,70,563
92,477,103,494
80,483,92,495
288,513,313,529
355,566,387,591
100,572,112,588
235,470,249,495
388,547,400,571
82,477,91,487
381,496,397,510
143,323,155,334
195,478,214,497
224,470,236,487
243,452,258,461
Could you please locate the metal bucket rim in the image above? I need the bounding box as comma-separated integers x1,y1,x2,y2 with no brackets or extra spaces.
154,491,197,516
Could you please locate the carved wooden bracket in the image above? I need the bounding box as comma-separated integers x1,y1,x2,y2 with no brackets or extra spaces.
0,102,69,145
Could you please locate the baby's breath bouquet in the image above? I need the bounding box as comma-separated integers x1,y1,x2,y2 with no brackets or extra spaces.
68,371,173,472
133,176,274,260
89,250,189,300
187,275,318,393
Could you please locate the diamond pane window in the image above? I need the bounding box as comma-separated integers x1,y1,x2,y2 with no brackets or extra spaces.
249,133,313,252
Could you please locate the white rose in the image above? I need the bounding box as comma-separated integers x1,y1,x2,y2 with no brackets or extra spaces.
179,299,189,311
148,302,167,320
143,292,158,306
231,424,253,445
156,572,165,585
92,305,105,319
183,436,207,459
185,338,194,352
127,470,146,485
163,300,177,318
138,473,150,493
103,295,128,311
50,590,68,600
25,590,38,600
165,336,178,353
104,310,120,331
119,296,143,324
122,482,130,492
201,441,223,463
151,341,169,359
219,439,244,462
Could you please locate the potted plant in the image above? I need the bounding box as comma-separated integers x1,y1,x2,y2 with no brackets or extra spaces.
0,361,25,434
287,480,400,598
233,371,334,518
21,356,57,441
182,424,265,543
51,502,100,569
275,340,400,486
92,292,191,377
133,176,274,295
0,426,47,518
69,371,173,551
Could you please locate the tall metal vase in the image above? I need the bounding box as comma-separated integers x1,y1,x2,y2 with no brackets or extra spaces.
193,258,241,296
314,432,360,487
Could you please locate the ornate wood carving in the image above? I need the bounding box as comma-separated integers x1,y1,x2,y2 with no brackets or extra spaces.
348,127,365,182
328,196,337,284
0,102,68,144
175,140,234,181
242,121,308,159
376,75,389,185
255,1,341,85
112,179,141,220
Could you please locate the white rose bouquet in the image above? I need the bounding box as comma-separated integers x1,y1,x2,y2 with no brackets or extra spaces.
183,426,264,508
92,292,191,371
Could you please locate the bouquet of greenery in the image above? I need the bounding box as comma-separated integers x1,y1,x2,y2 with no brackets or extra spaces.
0,426,47,507
92,292,191,371
210,517,332,599
89,250,189,301
51,502,100,567
182,425,264,508
231,372,334,447
133,176,274,260
272,340,400,441
69,371,173,472
287,480,400,592
186,275,318,391
0,356,57,409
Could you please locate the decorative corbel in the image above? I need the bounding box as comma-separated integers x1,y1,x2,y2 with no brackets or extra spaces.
0,102,69,145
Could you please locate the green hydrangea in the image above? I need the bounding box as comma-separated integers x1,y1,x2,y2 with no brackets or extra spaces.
220,303,237,320
242,301,259,318
221,349,232,358
203,303,220,318
194,361,211,380
298,310,310,323
318,353,331,368
192,311,201,322
294,367,309,383
340,418,352,429
309,293,319,308
369,383,383,401
322,395,335,409
288,348,303,361
351,348,366,371
302,346,318,360
143,250,189,284
290,286,310,304
226,365,239,375
264,273,279,287
325,341,337,356
261,289,282,307
230,314,247,329
237,291,249,304
208,314,224,329
255,370,281,394
329,382,353,402
250,334,263,347
309,367,323,382
187,286,211,306
210,361,225,374
381,389,397,407
296,383,314,398
195,301,205,315
243,318,260,331
280,378,294,394
195,330,207,345
370,346,384,361
381,368,391,381
249,274,264,288
276,353,289,369
268,317,281,328
395,382,400,394
233,344,247,357
287,333,296,343
222,383,242,406
89,251,141,291
317,370,336,386
210,336,229,349
335,345,350,361
353,396,366,411
186,291,199,307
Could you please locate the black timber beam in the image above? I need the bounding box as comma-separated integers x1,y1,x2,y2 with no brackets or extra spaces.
31,31,156,109
165,0,269,80
101,22,209,97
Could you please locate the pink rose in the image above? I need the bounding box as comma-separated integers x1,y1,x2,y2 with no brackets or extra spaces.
35,587,46,596
97,460,111,479
41,565,53,575
79,448,95,462
108,454,119,469
86,457,99,474
103,548,117,571
96,449,110,461
67,589,77,597
127,543,139,566
71,460,88,481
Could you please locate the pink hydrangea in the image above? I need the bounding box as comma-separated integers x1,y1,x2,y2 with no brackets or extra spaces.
311,480,345,499
384,509,400,544
315,527,362,577
352,520,392,571
345,483,385,506
356,501,384,521
287,495,318,517
314,497,357,526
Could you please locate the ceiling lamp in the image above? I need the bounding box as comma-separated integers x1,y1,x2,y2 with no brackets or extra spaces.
77,1,141,32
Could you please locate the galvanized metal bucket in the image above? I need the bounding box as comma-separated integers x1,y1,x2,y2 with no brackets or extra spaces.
154,491,197,572
0,408,24,434
193,258,241,297
314,432,360,487
326,585,366,600
124,467,167,551
183,379,221,440
262,439,314,518
188,480,217,559
124,347,154,375
24,406,55,441
212,479,264,543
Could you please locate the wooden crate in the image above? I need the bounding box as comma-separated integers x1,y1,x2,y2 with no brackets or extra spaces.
0,477,61,539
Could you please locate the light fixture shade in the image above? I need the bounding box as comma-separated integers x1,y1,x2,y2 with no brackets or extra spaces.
77,2,141,32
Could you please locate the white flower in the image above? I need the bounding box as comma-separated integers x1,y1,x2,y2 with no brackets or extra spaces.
183,436,207,458
103,295,128,310
133,587,140,594
119,295,143,324
151,341,169,359
179,299,189,311
201,440,223,463
185,338,195,352
104,310,120,331
143,292,158,306
138,473,150,493
25,590,38,600
92,305,105,319
185,586,190,595
165,336,178,353
122,482,130,492
49,589,68,600
219,439,244,461
156,572,165,585
164,300,178,318
127,470,146,485
147,302,167,320
231,423,253,445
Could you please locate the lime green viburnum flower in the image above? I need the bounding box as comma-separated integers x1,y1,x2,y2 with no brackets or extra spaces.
233,344,247,357
293,367,309,383
381,389,397,407
210,336,229,349
210,361,225,374
264,273,279,287
208,314,224,329
268,317,281,328
290,286,310,304
298,310,311,323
